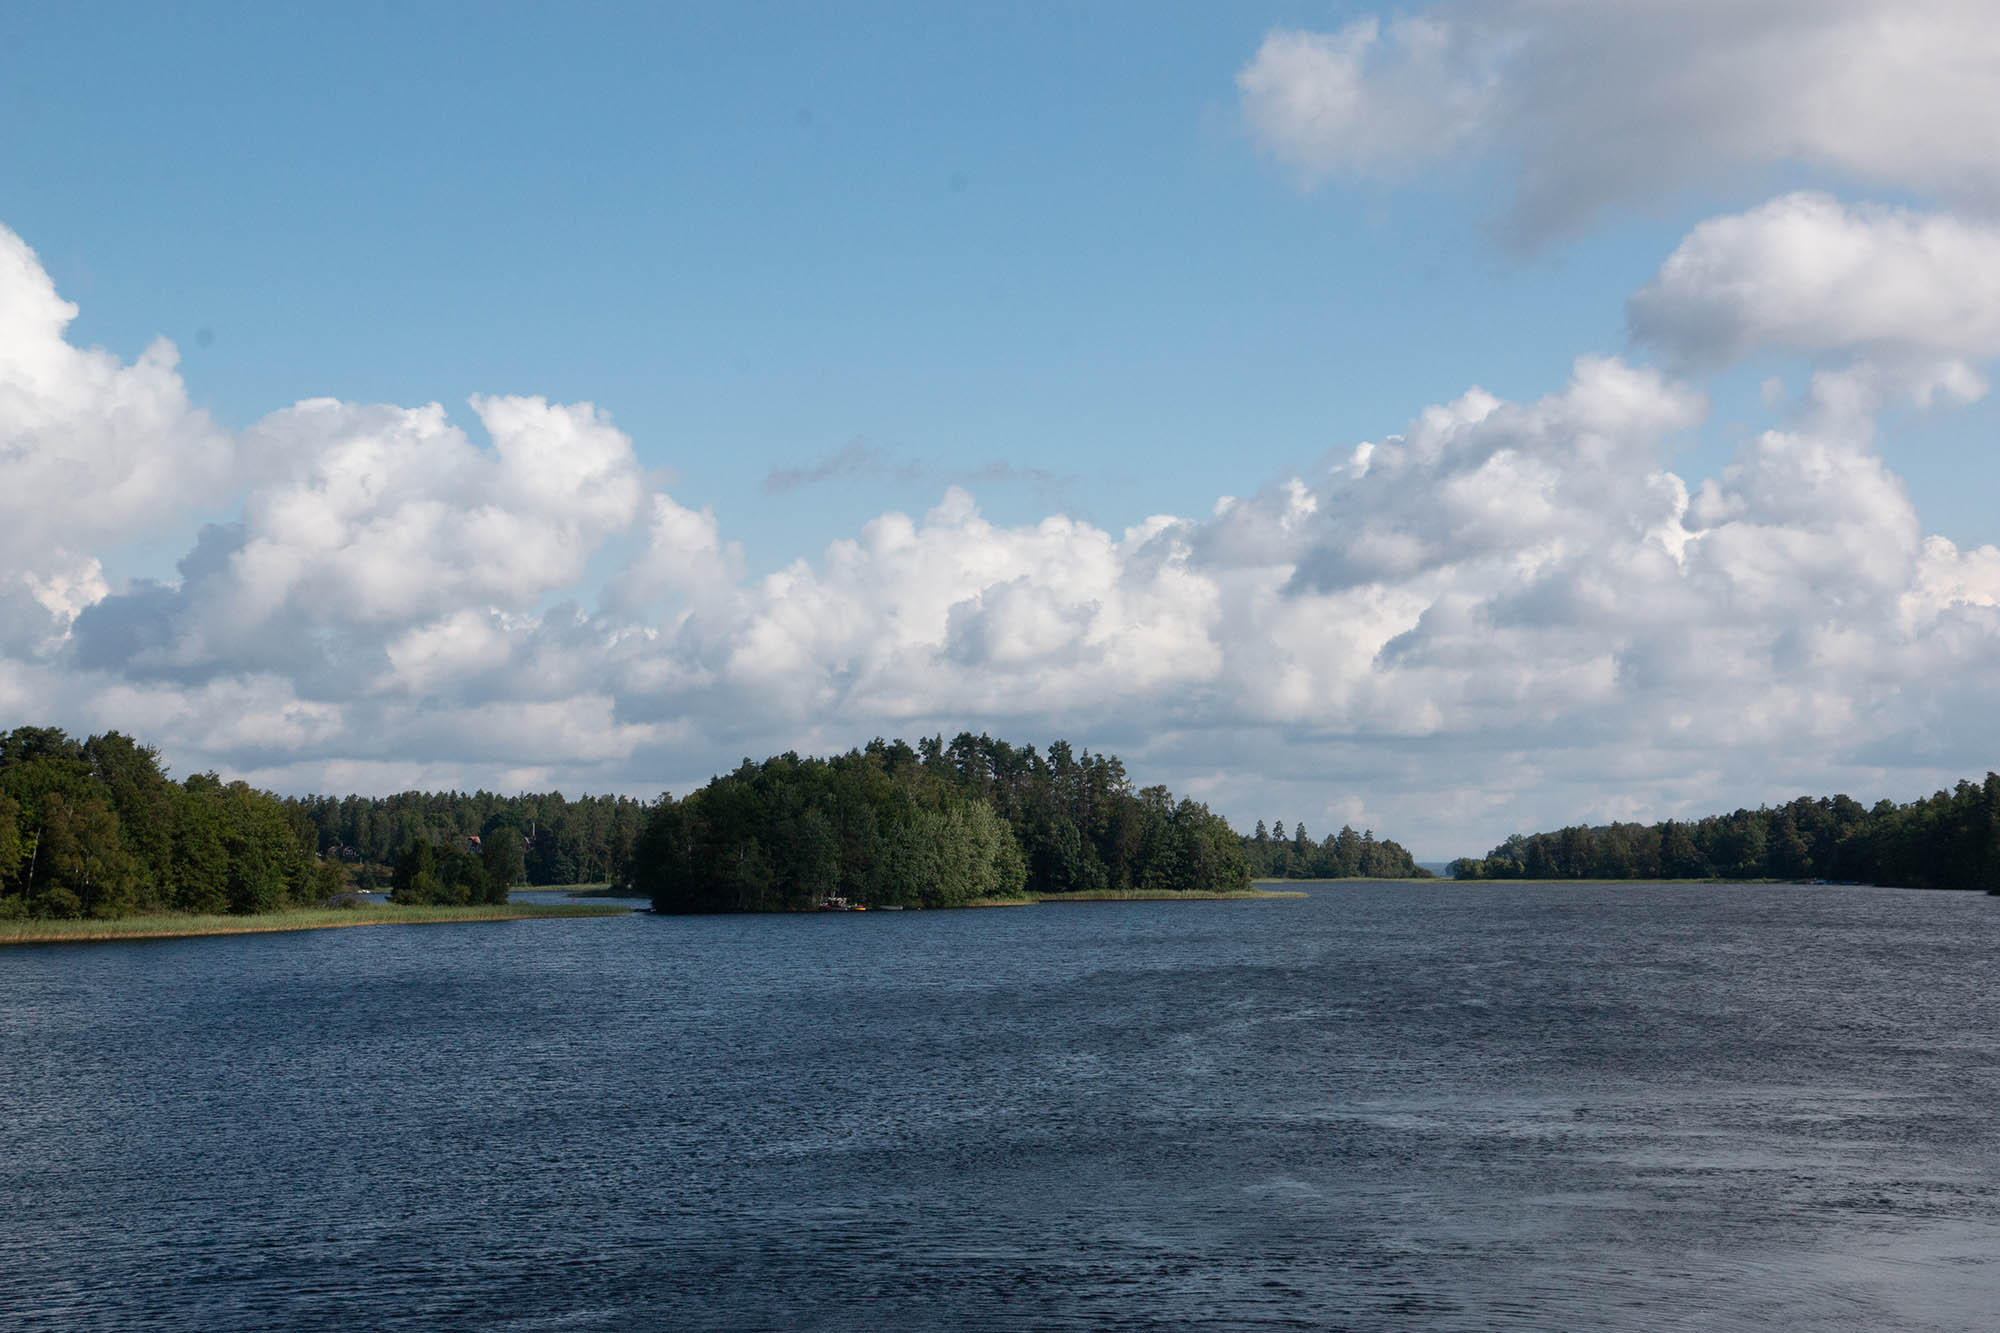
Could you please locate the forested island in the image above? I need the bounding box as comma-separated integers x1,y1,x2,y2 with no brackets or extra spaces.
625,733,1253,911
1451,772,2000,891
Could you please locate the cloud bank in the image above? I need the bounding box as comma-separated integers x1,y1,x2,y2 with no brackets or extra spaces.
10,4,2000,854
6,199,2000,854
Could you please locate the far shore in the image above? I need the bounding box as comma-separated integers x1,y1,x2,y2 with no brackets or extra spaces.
0,901,633,948
964,887,1309,908
1251,876,1411,886
1332,876,1944,888
1404,876,1836,886
554,884,1310,905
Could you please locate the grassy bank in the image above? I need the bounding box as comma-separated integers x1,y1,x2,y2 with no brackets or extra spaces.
0,900,632,947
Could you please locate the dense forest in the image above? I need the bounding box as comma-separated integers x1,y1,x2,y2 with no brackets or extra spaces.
626,733,1252,911
2,721,1432,920
1241,819,1430,879
284,789,647,888
383,832,521,906
0,724,642,919
0,726,332,919
1451,773,2000,891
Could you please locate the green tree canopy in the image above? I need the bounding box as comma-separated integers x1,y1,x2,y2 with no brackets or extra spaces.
627,733,1256,912
0,726,319,920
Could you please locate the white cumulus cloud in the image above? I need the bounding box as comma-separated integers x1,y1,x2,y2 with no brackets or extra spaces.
71,393,645,693
7,212,2000,855
1236,18,1500,179
1630,192,2000,369
0,226,231,655
1240,1,2000,242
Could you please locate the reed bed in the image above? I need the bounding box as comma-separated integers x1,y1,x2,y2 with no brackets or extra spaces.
0,901,631,947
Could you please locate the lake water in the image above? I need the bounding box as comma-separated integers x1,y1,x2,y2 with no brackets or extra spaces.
4,882,2000,1329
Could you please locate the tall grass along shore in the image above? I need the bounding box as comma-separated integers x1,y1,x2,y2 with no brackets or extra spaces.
1,901,630,947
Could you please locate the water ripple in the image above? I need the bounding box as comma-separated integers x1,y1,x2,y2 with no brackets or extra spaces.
3,883,2000,1328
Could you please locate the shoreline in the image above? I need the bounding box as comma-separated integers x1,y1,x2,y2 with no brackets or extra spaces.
1251,876,1436,885
0,901,633,948
964,887,1308,907
1254,875,1826,886
1032,888,1307,901
1402,877,1867,886
10,888,1312,940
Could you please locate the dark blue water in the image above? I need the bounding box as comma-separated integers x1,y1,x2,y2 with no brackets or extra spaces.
5,883,2000,1330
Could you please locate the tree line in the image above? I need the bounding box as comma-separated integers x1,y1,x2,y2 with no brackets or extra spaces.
282,789,648,888
0,724,638,919
1450,773,2000,890
0,726,332,920
626,733,1253,912
1,720,1447,921
1243,819,1429,879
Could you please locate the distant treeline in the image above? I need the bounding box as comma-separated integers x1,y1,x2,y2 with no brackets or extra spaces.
627,733,1251,911
2,720,1441,922
0,727,331,920
1242,819,1429,880
282,789,648,888
1451,774,2000,891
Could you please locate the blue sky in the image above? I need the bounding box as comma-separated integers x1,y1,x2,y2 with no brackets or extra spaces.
8,2,1796,559
5,1,2000,855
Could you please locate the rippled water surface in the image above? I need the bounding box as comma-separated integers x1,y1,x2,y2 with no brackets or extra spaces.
5,882,2000,1329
